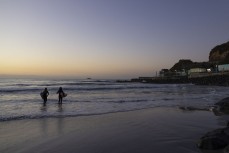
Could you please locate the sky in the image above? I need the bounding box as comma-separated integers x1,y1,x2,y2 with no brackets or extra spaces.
1,0,229,79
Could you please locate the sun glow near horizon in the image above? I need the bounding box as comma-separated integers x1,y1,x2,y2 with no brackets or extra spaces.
0,47,156,78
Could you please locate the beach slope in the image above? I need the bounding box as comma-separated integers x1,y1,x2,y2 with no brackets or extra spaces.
0,108,223,153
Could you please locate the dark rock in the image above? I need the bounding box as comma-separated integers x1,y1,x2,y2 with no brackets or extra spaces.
199,97,229,151
179,106,210,111
224,145,229,153
215,97,229,113
215,98,229,107
198,128,229,150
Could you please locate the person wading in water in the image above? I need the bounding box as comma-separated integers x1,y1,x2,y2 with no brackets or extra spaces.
56,87,65,104
42,88,49,104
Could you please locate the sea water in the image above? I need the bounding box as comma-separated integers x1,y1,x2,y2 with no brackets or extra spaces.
0,78,229,121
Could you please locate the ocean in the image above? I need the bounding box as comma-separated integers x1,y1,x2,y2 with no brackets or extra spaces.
0,78,229,121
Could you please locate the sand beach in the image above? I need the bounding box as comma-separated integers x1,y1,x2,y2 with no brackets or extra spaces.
0,107,225,153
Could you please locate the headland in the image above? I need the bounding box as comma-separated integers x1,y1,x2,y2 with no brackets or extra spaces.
118,41,229,86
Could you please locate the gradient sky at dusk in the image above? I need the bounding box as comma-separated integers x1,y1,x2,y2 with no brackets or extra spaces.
1,0,229,79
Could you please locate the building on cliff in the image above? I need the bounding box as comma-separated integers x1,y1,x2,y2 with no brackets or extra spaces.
218,64,229,72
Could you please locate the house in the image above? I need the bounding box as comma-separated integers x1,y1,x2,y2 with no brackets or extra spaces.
188,68,207,78
218,64,229,72
159,69,170,77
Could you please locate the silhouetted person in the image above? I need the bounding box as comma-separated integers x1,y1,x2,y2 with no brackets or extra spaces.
57,87,65,104
42,88,49,104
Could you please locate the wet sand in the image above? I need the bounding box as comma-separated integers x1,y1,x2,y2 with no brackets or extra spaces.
0,107,225,153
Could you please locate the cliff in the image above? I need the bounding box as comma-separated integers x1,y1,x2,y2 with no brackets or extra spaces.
209,41,229,63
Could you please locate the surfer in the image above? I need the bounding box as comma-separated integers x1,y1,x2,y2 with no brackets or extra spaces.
42,88,49,104
57,87,65,104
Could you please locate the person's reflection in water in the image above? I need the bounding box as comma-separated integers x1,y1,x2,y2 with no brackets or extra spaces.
40,103,47,112
57,103,63,113
57,103,64,134
57,117,64,134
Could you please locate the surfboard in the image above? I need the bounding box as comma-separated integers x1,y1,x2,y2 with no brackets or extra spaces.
40,92,44,99
60,92,67,98
40,92,49,99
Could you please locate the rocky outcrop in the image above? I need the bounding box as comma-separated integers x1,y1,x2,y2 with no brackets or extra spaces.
170,59,194,71
179,106,210,111
214,97,229,113
198,127,229,150
209,41,229,63
197,98,229,151
211,97,229,116
170,59,213,71
213,97,229,116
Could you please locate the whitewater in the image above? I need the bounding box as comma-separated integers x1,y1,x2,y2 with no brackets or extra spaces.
0,78,229,121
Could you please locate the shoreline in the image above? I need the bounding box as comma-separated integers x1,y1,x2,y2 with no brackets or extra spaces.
0,107,225,153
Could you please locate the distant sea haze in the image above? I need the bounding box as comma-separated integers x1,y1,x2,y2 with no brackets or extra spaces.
0,78,228,121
